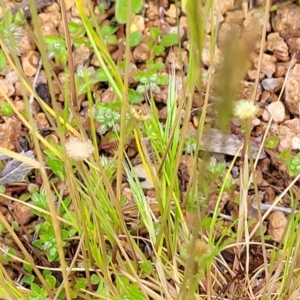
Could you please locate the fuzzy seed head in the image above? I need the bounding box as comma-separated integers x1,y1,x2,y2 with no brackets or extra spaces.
65,137,94,161
194,239,210,258
233,99,259,120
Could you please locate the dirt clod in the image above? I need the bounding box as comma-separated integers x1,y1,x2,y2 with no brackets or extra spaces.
285,64,300,115
13,201,35,225
262,101,286,123
267,211,287,243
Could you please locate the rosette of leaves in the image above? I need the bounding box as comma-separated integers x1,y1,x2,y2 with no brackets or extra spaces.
43,35,68,66
94,102,128,134
135,61,168,95
0,10,25,56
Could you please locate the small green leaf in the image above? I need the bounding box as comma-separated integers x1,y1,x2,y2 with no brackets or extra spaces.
101,25,119,38
23,261,33,273
279,150,291,161
70,290,77,299
0,101,13,116
44,36,66,53
44,35,63,45
68,22,80,33
115,0,131,23
0,49,6,71
132,0,143,13
46,157,66,180
11,222,18,231
150,28,161,40
136,84,146,94
153,45,164,56
128,88,143,103
31,192,48,211
59,196,72,214
264,136,279,149
45,274,56,288
75,277,87,289
156,74,168,85
91,274,101,285
115,0,142,23
134,70,147,81
47,246,58,262
140,261,152,274
106,34,118,45
33,234,42,244
270,4,277,12
14,10,25,25
31,282,41,294
74,38,92,48
68,228,78,237
98,4,105,13
160,34,179,47
288,154,300,176
154,61,165,70
129,31,143,47
95,68,109,82
44,144,63,157
118,60,126,70
61,229,69,240
23,275,35,284
43,270,51,277
96,280,105,295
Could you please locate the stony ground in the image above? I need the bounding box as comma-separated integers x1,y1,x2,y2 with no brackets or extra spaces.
1,0,300,295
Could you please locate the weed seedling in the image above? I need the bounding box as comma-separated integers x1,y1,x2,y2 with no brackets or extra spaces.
0,10,25,55
135,60,168,95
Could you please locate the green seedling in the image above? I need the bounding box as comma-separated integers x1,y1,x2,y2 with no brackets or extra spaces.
32,221,69,262
76,65,100,96
279,150,300,177
43,145,66,180
69,18,119,47
129,31,143,47
0,100,13,116
68,21,86,41
135,60,168,94
94,101,128,134
0,247,14,264
207,157,227,181
264,136,279,149
30,190,49,216
100,23,119,46
77,68,141,106
28,282,48,300
0,10,25,55
118,61,144,102
183,136,197,154
78,63,142,101
44,35,68,66
148,27,179,57
116,275,145,300
24,270,57,297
